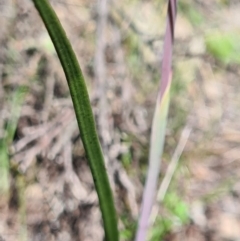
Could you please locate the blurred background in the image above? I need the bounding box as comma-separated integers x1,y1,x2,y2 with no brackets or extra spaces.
1,0,240,240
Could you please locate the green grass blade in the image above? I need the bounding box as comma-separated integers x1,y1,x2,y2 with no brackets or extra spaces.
0,142,10,194
135,1,177,240
31,1,118,240
0,85,28,195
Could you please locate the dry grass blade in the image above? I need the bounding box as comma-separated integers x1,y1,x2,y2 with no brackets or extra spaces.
135,1,177,241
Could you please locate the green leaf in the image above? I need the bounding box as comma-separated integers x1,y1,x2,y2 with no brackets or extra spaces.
31,0,118,240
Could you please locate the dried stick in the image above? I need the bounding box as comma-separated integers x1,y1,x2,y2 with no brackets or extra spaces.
150,124,191,226
48,119,77,160
95,0,112,148
63,141,87,201
14,108,73,153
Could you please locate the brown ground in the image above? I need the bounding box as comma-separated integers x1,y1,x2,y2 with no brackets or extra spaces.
1,0,240,240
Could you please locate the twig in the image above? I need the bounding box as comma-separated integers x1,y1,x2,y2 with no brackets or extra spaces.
13,108,73,153
63,141,88,201
95,0,117,194
158,125,191,202
95,0,112,147
0,64,5,136
150,124,192,226
48,119,77,160
116,165,138,218
14,109,74,171
41,60,55,122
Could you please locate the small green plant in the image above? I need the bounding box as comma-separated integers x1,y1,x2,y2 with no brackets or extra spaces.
205,31,240,64
0,85,28,241
0,85,28,195
121,134,133,171
179,2,203,26
164,192,189,225
149,216,172,241
120,214,137,241
149,192,189,241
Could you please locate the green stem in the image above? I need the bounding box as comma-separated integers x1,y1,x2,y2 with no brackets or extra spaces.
31,1,118,240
